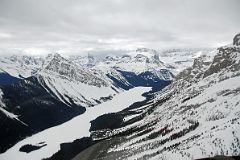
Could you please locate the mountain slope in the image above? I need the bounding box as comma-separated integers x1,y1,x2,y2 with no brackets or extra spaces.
159,48,214,75
0,53,120,153
38,53,120,107
70,34,240,160
85,48,174,91
0,87,151,160
0,76,86,153
0,55,44,78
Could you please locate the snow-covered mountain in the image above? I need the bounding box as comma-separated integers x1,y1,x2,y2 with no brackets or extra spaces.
69,48,174,91
0,54,44,78
68,48,213,92
0,35,228,159
0,87,151,160
57,33,240,160
0,53,120,107
0,53,121,153
159,48,214,75
95,48,165,74
38,53,119,107
0,47,176,154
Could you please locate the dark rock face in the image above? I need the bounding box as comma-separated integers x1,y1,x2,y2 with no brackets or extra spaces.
0,111,30,153
90,113,124,132
107,73,133,90
116,70,172,92
0,77,86,153
202,33,240,78
196,155,240,160
203,46,240,78
0,72,21,85
19,143,47,153
1,77,86,131
43,137,95,160
233,33,240,46
107,69,172,91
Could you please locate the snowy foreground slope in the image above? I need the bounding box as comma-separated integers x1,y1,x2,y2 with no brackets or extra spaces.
0,87,151,160
70,34,240,160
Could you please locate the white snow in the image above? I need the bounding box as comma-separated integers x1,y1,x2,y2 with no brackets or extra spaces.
123,113,142,122
0,87,151,160
123,74,240,159
0,55,44,78
0,107,19,120
38,73,120,107
96,58,165,75
0,89,4,107
159,49,214,74
101,45,240,159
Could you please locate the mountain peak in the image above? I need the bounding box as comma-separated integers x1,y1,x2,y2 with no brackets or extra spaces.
43,53,69,72
233,33,240,46
136,48,157,54
46,53,64,61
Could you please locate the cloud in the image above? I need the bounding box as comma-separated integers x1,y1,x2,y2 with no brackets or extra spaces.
0,32,12,39
0,0,239,55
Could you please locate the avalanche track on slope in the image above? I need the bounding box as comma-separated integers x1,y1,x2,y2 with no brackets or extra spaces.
0,87,151,160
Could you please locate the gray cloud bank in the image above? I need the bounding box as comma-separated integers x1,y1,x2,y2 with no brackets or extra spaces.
0,0,239,55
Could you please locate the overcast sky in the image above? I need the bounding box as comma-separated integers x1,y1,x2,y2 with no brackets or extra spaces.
0,0,239,55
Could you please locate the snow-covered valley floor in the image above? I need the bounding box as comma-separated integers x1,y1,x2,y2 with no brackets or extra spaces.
0,87,151,160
